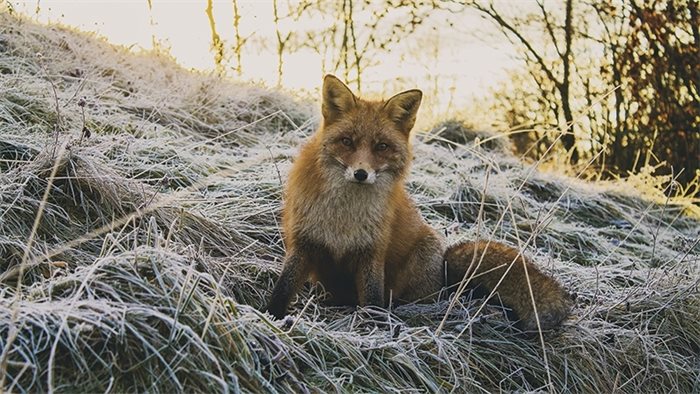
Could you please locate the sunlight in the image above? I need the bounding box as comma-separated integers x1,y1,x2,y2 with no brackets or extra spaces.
8,0,516,122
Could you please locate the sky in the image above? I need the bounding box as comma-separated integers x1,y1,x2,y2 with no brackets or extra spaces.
7,0,521,123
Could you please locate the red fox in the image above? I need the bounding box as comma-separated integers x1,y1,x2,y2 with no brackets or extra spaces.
266,75,571,331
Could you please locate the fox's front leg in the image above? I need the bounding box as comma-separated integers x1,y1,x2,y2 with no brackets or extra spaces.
266,253,310,319
356,259,385,307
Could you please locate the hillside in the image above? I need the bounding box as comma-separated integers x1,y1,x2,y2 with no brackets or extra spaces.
1,11,699,393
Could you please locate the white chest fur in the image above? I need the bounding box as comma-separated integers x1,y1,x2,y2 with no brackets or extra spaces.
293,179,388,259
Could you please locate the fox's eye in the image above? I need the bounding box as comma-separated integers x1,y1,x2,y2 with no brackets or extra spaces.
375,143,389,151
341,137,353,146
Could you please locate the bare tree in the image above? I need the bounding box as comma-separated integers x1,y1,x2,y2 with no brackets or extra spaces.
286,1,434,92
205,0,225,73
469,0,579,163
484,0,698,187
231,0,244,76
273,0,292,86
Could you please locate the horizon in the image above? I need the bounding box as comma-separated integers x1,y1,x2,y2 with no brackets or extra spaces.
7,0,522,127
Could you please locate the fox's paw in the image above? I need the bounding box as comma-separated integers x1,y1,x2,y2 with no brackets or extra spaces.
265,302,288,320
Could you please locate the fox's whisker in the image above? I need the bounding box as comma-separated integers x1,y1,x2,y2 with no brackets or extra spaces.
332,156,347,168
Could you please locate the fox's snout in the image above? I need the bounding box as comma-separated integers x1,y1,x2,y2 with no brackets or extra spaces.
344,165,376,184
353,169,368,181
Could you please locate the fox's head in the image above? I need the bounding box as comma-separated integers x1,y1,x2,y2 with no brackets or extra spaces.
318,75,422,188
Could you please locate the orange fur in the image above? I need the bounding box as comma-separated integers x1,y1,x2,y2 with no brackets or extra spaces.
266,75,571,331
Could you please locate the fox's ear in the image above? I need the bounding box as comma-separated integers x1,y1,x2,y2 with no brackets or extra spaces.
384,89,422,135
322,74,356,124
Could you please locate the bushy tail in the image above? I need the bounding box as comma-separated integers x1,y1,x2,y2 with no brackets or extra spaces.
444,240,571,331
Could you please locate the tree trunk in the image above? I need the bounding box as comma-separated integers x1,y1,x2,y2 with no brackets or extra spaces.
559,0,578,164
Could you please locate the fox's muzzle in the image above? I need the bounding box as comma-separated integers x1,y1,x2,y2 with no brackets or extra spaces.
353,169,368,181
344,165,376,184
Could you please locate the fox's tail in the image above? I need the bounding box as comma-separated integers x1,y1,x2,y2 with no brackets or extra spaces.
444,240,571,331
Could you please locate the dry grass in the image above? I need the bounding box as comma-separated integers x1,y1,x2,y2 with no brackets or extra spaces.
0,10,698,393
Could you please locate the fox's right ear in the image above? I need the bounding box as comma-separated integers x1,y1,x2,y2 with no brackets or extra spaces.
322,74,356,125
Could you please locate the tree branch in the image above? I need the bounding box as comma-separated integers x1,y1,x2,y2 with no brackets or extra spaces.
472,2,562,89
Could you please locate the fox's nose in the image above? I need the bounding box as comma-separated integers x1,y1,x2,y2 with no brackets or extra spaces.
354,169,368,182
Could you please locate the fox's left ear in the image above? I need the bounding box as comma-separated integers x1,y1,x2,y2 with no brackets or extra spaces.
384,89,422,135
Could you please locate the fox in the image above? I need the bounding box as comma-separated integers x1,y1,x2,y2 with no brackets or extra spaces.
265,75,571,331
